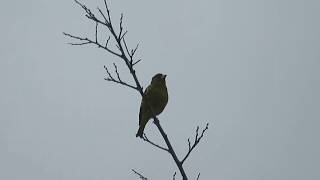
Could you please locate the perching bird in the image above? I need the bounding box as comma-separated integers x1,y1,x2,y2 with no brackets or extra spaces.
136,73,169,138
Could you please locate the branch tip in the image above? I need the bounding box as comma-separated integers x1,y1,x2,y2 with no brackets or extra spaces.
181,123,209,165
131,169,148,180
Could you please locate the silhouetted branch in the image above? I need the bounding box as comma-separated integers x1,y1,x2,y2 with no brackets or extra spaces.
97,7,108,23
95,22,98,43
103,65,137,90
132,169,148,180
64,1,210,180
181,123,209,165
118,13,124,40
142,133,169,152
63,32,121,58
133,59,142,66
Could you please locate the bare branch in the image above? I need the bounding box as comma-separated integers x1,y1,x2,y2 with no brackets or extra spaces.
152,118,188,179
95,22,98,43
103,65,137,90
103,0,112,24
131,169,148,180
142,134,169,152
122,38,140,65
63,32,122,58
74,0,96,21
97,7,108,24
181,123,209,165
113,63,121,81
64,1,211,180
131,43,139,57
118,13,124,40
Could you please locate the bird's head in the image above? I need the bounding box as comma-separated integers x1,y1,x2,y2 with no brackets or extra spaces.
151,73,167,85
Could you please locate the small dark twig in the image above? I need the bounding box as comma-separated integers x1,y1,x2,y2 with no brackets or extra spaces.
131,43,139,57
103,0,112,24
131,169,148,180
118,13,124,40
122,38,140,65
181,123,209,165
103,65,137,90
132,59,142,66
142,133,169,152
196,173,200,180
173,172,177,180
133,59,142,66
97,7,108,23
63,32,122,58
67,41,91,46
120,30,128,40
95,22,98,43
113,63,121,81
123,38,131,59
75,0,94,19
105,36,111,48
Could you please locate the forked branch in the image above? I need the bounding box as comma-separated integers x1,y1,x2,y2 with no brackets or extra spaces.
181,123,209,165
64,1,209,179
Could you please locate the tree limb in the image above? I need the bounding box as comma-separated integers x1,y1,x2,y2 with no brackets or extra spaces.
64,1,209,180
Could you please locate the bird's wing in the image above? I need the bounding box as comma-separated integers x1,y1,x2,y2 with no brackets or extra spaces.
139,85,152,125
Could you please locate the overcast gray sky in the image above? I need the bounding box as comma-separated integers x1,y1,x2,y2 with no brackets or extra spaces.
1,0,319,179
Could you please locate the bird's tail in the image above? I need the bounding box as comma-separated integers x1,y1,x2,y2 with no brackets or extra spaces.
136,125,145,138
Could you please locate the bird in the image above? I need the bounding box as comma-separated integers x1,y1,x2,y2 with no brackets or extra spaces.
136,73,169,138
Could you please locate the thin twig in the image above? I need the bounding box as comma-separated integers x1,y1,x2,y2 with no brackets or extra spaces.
131,169,148,180
97,7,108,23
131,43,139,57
122,38,131,59
173,172,177,180
63,32,122,58
67,41,91,46
113,63,121,81
105,36,111,48
133,59,142,66
95,22,98,43
103,65,137,90
142,134,169,152
120,30,128,40
118,13,124,40
103,0,112,24
181,123,209,165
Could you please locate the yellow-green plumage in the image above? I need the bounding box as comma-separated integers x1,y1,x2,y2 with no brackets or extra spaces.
136,73,168,138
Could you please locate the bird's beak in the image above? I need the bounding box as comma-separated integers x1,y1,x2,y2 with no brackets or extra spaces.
162,74,167,79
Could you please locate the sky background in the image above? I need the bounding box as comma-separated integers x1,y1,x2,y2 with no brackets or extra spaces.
1,0,319,179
